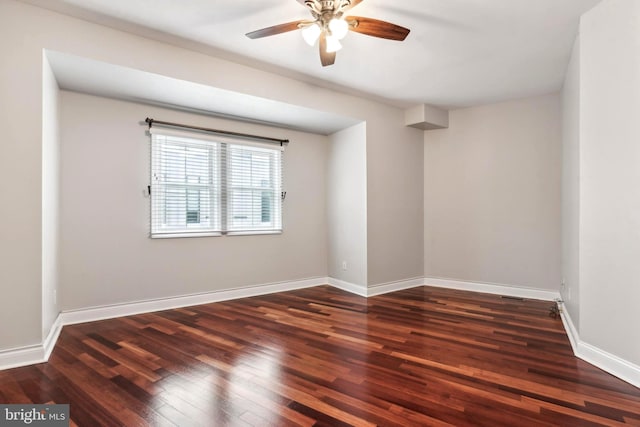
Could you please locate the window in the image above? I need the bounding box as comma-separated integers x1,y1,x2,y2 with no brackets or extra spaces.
226,144,281,232
150,127,283,238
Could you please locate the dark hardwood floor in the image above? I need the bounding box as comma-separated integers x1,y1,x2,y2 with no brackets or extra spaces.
1,285,639,426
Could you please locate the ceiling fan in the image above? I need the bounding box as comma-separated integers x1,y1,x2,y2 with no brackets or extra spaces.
246,0,410,67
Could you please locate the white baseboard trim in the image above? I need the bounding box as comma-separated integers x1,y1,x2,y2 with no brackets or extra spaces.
0,277,328,371
0,314,63,371
61,276,329,326
368,277,425,296
4,277,639,390
2,274,416,371
43,314,63,360
0,344,45,371
328,278,367,297
327,276,424,297
579,342,640,389
424,277,561,301
558,301,580,354
559,303,640,389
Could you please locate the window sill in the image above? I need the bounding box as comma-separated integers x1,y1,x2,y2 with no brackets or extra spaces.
226,230,282,236
150,230,282,239
151,232,222,239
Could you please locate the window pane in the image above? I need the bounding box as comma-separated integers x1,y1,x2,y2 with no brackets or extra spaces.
226,144,281,232
151,132,281,237
151,134,220,235
261,191,271,223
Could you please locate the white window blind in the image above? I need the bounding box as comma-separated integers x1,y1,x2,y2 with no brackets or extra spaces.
150,127,283,238
225,144,282,233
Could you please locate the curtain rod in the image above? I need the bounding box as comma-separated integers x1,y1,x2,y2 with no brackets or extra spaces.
145,118,289,146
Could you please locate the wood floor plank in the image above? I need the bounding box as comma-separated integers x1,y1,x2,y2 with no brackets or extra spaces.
1,285,639,426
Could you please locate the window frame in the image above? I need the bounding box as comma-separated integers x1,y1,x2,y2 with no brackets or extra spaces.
225,143,282,234
149,127,284,239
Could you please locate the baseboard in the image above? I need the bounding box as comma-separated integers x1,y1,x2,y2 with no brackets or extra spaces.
0,344,45,371
4,277,639,390
62,276,329,326
558,301,580,354
327,277,423,297
579,342,640,389
1,275,409,371
0,275,559,371
0,313,63,371
0,277,328,371
425,277,561,301
559,303,640,389
327,278,367,297
43,314,63,360
368,277,424,296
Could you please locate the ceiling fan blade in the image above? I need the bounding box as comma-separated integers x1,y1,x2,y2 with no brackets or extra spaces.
342,0,365,11
246,20,305,39
319,33,336,67
347,16,410,41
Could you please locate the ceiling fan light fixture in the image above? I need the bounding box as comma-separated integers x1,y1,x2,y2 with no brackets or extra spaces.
329,18,349,40
325,35,342,53
301,23,322,46
246,0,411,67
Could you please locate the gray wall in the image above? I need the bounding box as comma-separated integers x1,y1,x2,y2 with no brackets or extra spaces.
328,124,367,286
42,55,61,338
367,118,424,287
561,37,581,328
578,0,640,366
0,1,44,349
0,0,425,351
424,94,562,291
59,91,329,310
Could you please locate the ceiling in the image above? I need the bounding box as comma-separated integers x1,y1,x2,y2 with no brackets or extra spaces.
46,50,360,135
25,0,600,109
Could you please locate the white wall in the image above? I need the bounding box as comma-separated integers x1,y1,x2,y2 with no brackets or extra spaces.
327,124,368,286
424,94,562,291
0,0,423,351
59,91,328,310
42,55,60,338
561,37,581,328
578,0,640,366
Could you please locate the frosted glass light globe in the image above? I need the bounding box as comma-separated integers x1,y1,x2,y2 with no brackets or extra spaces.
329,18,349,40
302,24,321,46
